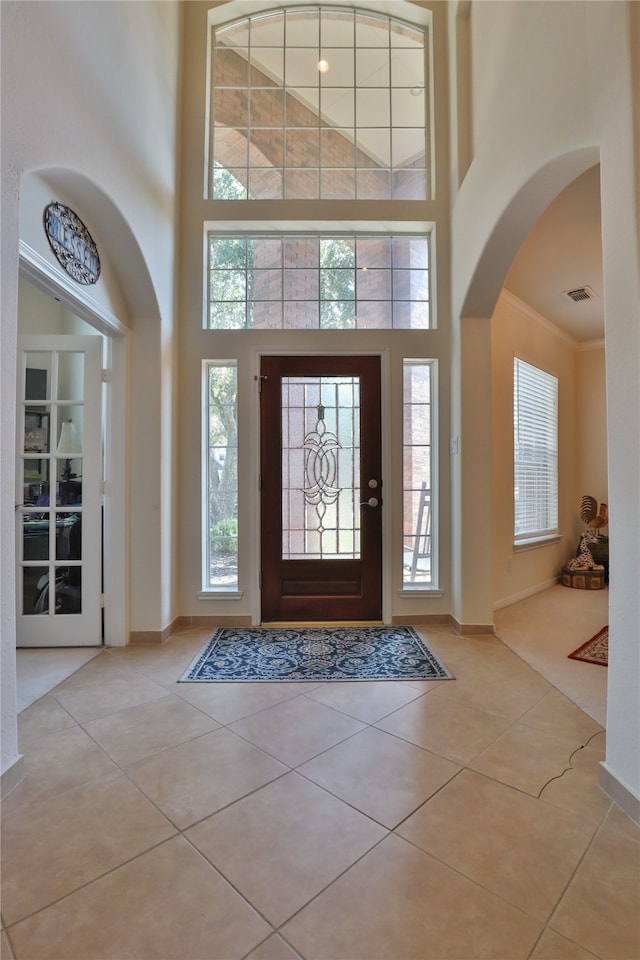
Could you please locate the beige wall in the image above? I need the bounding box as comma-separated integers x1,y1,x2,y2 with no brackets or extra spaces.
575,344,608,525
492,292,580,608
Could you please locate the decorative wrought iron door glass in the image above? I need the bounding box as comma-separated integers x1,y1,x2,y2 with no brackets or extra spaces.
282,376,360,560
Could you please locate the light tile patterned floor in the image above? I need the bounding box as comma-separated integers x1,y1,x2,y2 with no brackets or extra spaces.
2,602,638,959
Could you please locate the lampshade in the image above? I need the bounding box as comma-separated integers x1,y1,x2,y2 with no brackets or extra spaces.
56,419,82,454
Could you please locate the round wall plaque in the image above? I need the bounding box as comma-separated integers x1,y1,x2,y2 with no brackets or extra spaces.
43,202,101,285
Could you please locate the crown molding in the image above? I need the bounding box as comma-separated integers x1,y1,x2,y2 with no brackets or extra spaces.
499,289,579,347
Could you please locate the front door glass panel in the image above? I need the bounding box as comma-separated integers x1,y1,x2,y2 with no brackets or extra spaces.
281,375,360,560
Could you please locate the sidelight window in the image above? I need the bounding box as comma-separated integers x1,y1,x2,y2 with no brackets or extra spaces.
403,360,435,586
204,362,238,589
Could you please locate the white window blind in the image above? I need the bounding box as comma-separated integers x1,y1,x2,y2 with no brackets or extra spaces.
513,358,558,540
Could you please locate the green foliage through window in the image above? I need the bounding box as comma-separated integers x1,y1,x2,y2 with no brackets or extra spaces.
207,363,238,588
207,234,430,329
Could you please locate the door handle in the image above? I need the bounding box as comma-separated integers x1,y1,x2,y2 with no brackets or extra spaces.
361,497,379,508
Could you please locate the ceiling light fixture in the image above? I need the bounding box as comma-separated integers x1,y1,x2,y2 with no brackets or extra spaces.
317,59,329,73
410,85,423,96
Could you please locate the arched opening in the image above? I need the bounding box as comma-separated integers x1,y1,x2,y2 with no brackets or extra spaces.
454,150,608,723
16,167,165,657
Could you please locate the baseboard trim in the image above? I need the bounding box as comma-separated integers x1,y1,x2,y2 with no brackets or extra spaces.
449,616,495,636
599,763,640,825
177,615,253,629
493,577,561,611
130,618,181,645
1,754,25,799
392,614,450,625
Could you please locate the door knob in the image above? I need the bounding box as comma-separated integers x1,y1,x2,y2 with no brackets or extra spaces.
361,497,379,508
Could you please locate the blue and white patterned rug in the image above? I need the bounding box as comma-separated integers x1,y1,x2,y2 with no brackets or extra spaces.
180,626,453,682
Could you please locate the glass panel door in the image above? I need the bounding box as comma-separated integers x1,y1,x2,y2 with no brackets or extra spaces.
17,336,103,646
261,354,381,621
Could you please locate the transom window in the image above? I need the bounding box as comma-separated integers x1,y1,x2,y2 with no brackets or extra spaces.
207,234,430,329
208,7,428,200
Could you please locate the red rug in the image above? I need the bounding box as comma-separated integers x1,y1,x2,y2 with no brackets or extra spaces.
568,626,608,666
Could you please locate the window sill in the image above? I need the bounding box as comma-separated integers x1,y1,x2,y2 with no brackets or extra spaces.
197,590,243,600
398,587,444,598
514,534,562,552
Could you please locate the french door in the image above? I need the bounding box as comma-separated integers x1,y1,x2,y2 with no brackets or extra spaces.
260,354,382,621
16,336,103,646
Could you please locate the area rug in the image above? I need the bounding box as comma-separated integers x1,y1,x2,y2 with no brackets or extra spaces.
568,626,608,666
180,625,454,682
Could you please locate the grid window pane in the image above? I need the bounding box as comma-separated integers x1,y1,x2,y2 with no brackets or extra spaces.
207,234,430,329
320,10,354,46
250,89,284,126
209,10,428,200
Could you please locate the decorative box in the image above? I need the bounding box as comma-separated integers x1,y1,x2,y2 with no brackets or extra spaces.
561,566,606,590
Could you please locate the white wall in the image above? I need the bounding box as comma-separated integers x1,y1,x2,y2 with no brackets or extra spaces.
1,0,181,788
450,0,639,813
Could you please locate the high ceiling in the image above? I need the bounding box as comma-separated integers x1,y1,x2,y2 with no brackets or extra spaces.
504,164,604,343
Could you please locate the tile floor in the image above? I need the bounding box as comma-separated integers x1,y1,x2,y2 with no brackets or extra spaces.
2,588,639,960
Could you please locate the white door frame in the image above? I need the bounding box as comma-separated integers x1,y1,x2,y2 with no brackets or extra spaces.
19,244,129,647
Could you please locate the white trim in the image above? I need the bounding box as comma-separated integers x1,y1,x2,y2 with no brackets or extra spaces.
206,221,432,234
514,534,563,551
398,588,444,598
493,576,560,612
197,591,244,600
19,242,127,338
101,335,129,647
208,1,432,30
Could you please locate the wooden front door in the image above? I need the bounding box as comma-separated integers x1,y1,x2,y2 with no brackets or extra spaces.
260,354,382,621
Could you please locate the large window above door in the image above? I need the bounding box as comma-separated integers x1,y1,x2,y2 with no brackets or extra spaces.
208,7,428,200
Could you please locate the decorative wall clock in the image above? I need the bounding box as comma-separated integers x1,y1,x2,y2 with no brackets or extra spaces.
43,202,101,285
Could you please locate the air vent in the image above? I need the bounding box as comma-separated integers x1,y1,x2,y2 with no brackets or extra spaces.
565,285,597,303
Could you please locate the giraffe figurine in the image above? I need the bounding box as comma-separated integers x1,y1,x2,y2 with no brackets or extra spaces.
567,530,605,571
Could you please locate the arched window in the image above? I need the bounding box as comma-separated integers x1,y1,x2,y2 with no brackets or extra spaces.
208,7,428,200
